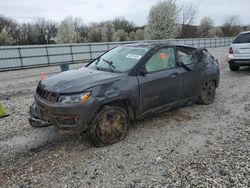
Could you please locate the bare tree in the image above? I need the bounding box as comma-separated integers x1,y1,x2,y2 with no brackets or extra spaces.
199,17,214,37
181,3,196,25
180,3,197,38
222,15,241,37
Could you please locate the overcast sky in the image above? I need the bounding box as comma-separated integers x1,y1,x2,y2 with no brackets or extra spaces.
0,0,250,26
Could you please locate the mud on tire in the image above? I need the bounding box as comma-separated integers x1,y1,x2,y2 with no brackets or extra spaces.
88,105,130,147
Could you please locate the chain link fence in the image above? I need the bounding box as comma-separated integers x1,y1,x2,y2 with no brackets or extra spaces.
0,37,234,71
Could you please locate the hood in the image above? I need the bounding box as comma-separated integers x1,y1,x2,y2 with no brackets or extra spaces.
40,67,123,93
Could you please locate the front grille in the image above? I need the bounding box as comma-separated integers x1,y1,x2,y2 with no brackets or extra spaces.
36,85,58,102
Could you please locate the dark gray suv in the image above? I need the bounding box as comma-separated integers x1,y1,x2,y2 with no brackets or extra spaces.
28,42,220,147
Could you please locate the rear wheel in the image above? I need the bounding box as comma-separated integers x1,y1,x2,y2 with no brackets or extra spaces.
88,105,129,147
229,64,240,71
198,81,216,105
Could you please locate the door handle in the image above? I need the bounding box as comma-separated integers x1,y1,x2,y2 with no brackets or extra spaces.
169,72,179,77
199,65,207,70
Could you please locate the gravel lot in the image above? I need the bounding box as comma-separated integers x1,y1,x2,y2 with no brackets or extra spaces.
0,47,249,187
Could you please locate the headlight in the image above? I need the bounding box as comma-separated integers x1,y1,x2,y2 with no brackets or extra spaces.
58,92,91,104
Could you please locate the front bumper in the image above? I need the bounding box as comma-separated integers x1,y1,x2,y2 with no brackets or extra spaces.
28,94,97,132
28,106,52,127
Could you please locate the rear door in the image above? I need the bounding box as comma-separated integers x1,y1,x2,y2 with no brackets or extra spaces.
176,46,203,99
232,33,250,57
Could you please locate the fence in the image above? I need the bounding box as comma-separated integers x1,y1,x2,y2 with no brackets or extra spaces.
0,37,234,71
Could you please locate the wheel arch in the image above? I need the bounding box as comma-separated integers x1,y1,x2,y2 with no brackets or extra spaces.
87,96,138,125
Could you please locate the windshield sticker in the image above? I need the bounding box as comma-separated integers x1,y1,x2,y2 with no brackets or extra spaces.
126,54,142,60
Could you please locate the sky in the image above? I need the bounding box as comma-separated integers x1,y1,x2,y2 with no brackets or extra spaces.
0,0,250,26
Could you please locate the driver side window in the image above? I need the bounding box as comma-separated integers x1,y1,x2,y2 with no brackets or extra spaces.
145,48,176,73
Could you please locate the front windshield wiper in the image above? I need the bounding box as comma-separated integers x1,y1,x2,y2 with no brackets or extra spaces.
102,59,116,72
102,59,116,69
94,57,101,70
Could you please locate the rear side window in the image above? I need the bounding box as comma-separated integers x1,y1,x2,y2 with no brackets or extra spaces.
233,33,250,44
177,47,198,65
177,49,198,65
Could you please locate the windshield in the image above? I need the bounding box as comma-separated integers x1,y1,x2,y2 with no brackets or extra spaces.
88,46,149,73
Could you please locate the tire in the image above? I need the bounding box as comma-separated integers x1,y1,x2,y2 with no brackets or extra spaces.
229,64,240,71
198,81,216,105
88,105,130,147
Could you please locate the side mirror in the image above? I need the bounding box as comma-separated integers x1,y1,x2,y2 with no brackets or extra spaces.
140,66,147,76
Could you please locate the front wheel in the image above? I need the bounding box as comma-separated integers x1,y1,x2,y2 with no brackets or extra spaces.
198,81,216,105
88,106,130,147
229,64,240,71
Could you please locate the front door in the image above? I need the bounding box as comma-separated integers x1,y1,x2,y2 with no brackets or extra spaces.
137,47,181,114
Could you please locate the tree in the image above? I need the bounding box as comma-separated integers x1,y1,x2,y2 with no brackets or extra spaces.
128,31,136,41
222,15,241,37
145,0,180,40
0,30,14,45
135,29,145,40
73,17,88,43
57,16,76,44
112,29,128,41
34,18,57,44
0,15,20,44
101,21,115,42
208,27,223,38
180,3,197,38
88,23,103,42
113,17,135,33
199,17,214,37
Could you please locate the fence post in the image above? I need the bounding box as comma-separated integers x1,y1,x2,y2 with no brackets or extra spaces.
107,43,110,50
45,46,50,66
70,45,74,63
89,44,92,61
18,48,23,68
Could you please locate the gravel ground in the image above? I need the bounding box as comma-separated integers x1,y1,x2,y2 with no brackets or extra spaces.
0,47,249,187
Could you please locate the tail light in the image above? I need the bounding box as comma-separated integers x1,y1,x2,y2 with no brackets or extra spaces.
215,59,220,71
228,47,233,54
216,62,220,71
